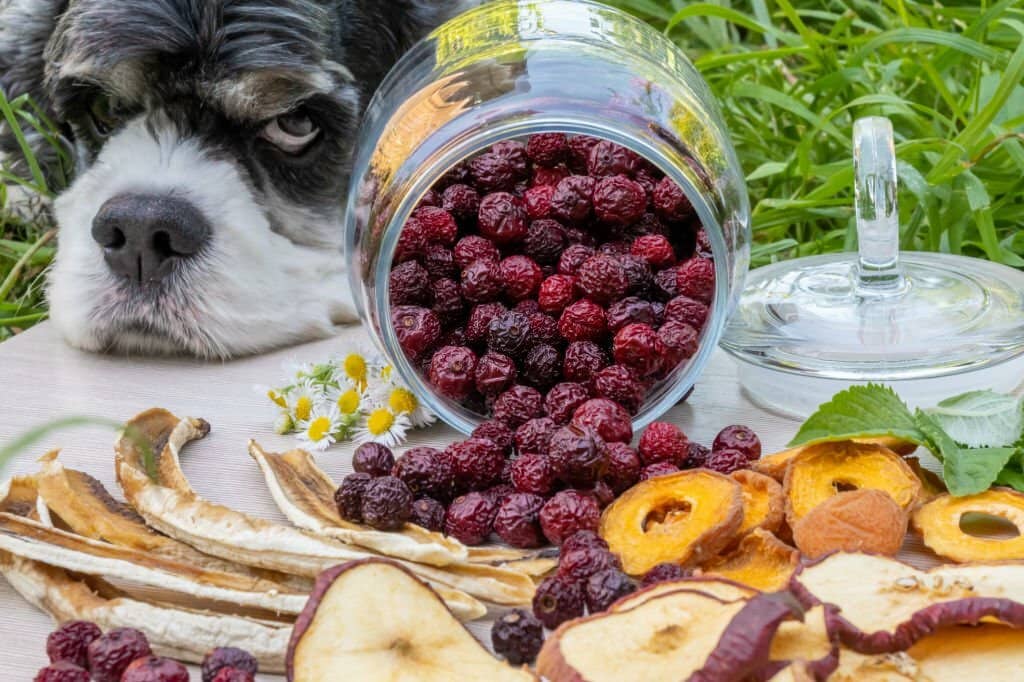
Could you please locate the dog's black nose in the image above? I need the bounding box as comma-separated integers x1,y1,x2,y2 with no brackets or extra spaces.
91,193,211,283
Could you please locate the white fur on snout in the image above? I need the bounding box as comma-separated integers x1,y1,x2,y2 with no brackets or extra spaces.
49,116,356,358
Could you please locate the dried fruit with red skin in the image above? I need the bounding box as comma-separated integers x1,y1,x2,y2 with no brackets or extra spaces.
577,255,628,304
509,453,557,496
585,569,637,613
557,243,596,276
537,274,578,313
352,442,395,477
448,437,506,491
492,384,544,428
86,627,152,682
492,139,530,174
544,382,591,424
470,152,520,192
46,620,101,668
523,185,556,220
491,609,545,666
487,310,532,358
211,670,254,682
605,297,656,334
461,257,503,303
389,260,431,305
360,476,413,531
550,175,596,224
494,492,547,548
658,319,699,367
444,492,498,545
528,312,561,347
523,218,566,264
587,140,639,177
419,189,441,208
640,461,680,480
527,132,569,166
486,483,517,508
440,160,471,187
631,234,676,268
532,575,585,629
653,266,679,300
465,302,507,344
638,421,690,466
472,419,515,453
474,351,517,396
335,472,372,523
522,343,562,389
454,235,500,269
414,206,458,244
515,417,558,455
592,364,644,413
394,218,427,263
409,497,446,532
640,562,691,586
430,278,464,327
676,256,715,304
695,228,713,258
500,255,543,300
652,176,693,222
664,295,709,330
548,425,608,486
604,442,643,493
441,184,480,225
713,424,762,460
571,398,632,444
617,254,654,297
121,656,189,682
421,243,457,281
562,340,608,383
393,446,453,501
540,490,601,546
429,345,477,400
705,448,754,475
391,305,441,361
567,135,600,172
516,299,542,315
562,530,609,554
533,165,570,187
593,175,646,225
686,442,711,469
559,299,607,342
612,323,664,378
478,192,527,244
559,546,622,584
33,662,90,682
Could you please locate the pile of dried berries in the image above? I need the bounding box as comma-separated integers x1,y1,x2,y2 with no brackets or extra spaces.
388,133,713,424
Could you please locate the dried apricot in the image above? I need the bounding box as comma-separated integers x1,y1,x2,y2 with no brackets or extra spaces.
793,489,907,559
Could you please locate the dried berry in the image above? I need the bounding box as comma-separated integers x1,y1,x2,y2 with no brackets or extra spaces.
472,420,515,453
516,299,543,315
491,609,544,666
559,299,607,342
558,546,621,584
676,257,715,304
550,175,596,224
561,529,609,554
696,228,713,258
492,385,544,428
712,425,762,460
485,311,531,358
33,662,90,682
440,161,471,187
86,627,152,682
494,492,546,548
537,274,578,314
393,447,454,501
121,656,189,682
593,175,646,225
441,184,480,225
522,218,566,263
395,217,427,262
548,425,608,486
658,319,699,368
509,453,557,496
46,620,101,668
352,443,395,478
478,192,527,244
641,461,680,480
391,305,441,361
640,562,691,586
604,442,643,494
461,257,503,303
335,473,373,523
454,235,500,269
474,351,518,396
577,255,628,304
492,139,530,177
562,340,608,383
587,140,639,177
431,278,464,326
449,437,505,490
526,132,569,166
652,177,693,222
429,345,478,400
202,647,258,682
653,266,679,300
470,152,520,192
571,398,632,444
533,575,585,629
523,185,556,220
557,244,596,276
592,364,644,413
389,260,431,305
664,295,709,330
686,442,712,469
544,381,591,424
705,448,754,475
409,497,446,532
630,234,676,269
500,255,543,301
540,489,601,545
585,569,636,613
522,343,562,389
587,479,616,508
484,483,516,506
211,670,255,682
422,243,457,281
360,476,413,531
444,492,498,545
612,323,664,378
532,165,570,188
606,297,657,333
465,302,507,344
528,312,561,347
638,422,690,466
415,206,458,244
514,417,558,456
567,135,600,172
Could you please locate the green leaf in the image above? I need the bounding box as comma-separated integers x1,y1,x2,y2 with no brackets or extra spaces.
915,410,1017,496
995,466,1024,493
924,390,1024,448
789,384,928,447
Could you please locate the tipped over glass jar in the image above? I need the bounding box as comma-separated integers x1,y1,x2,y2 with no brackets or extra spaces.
345,0,750,434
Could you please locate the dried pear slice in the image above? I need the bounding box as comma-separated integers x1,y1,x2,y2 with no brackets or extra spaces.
599,469,743,575
912,488,1024,562
732,470,784,537
610,576,758,612
791,552,1024,653
755,438,918,481
700,529,799,592
767,605,840,681
115,408,527,608
783,442,921,526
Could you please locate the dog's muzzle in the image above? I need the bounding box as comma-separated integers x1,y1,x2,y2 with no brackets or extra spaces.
91,193,211,283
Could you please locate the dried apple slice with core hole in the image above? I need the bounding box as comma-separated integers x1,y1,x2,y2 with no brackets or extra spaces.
754,437,918,481
599,470,743,575
700,529,799,592
783,442,921,527
731,470,784,537
610,576,758,612
912,489,1024,562
768,605,840,680
286,560,536,682
791,552,1024,653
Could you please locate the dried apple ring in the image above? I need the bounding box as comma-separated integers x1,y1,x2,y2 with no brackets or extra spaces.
912,488,1024,562
599,470,743,576
754,437,918,481
731,470,784,537
783,441,921,526
700,529,799,592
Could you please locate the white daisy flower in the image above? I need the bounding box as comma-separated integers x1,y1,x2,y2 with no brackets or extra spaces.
354,406,411,448
372,383,435,429
334,350,375,391
273,412,295,435
297,405,343,451
290,379,326,424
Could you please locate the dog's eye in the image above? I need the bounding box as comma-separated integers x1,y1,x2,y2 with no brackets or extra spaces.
88,94,125,137
261,112,320,154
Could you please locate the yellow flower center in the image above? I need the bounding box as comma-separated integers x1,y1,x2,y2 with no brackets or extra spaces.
380,365,393,380
336,389,362,415
294,395,313,422
267,389,288,409
388,387,418,414
307,416,332,442
366,408,395,435
344,354,368,389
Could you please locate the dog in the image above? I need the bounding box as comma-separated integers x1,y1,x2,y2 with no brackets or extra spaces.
0,0,472,358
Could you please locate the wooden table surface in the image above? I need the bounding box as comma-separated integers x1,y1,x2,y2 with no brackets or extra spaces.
0,321,949,680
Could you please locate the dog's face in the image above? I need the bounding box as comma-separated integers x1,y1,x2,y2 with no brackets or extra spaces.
0,0,466,358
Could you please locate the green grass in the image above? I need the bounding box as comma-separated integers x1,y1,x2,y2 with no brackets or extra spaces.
1,0,1022,338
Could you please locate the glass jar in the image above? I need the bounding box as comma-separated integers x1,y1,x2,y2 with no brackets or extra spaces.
345,0,750,434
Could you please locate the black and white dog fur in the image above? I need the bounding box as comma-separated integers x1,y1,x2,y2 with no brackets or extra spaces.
0,0,471,357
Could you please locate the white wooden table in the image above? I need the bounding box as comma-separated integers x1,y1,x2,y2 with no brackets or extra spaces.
0,321,942,680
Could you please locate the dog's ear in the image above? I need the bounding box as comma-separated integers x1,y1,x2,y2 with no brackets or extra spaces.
0,0,71,189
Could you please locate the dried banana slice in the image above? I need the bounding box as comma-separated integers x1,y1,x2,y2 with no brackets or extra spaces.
115,408,531,607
